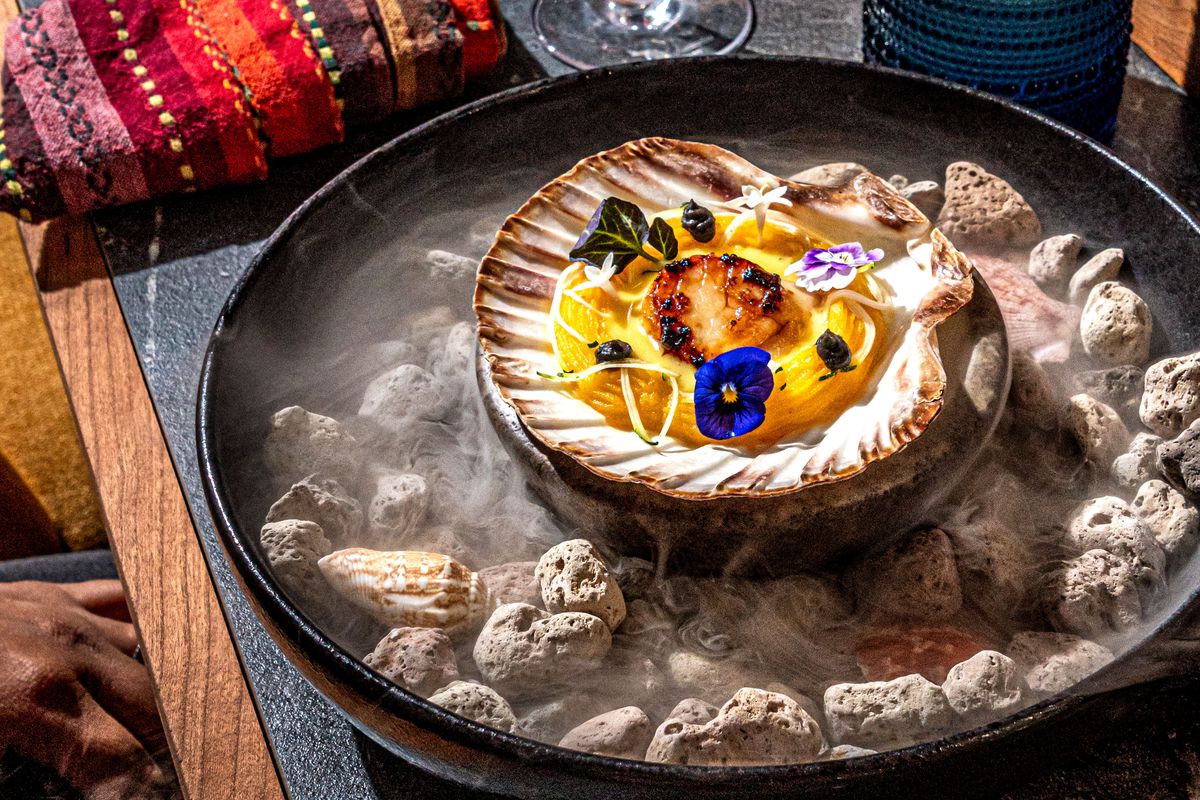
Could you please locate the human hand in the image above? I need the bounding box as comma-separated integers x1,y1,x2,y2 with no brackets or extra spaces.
0,580,169,799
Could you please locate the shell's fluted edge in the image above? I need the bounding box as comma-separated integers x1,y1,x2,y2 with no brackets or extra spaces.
473,137,975,500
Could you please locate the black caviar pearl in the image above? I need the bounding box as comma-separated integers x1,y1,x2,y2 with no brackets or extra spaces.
815,329,853,372
681,199,716,243
594,339,634,363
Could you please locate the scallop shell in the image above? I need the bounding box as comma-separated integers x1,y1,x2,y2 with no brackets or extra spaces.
473,137,974,498
967,252,1080,363
318,548,492,632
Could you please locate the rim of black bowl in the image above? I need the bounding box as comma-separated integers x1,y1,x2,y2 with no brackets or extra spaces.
198,54,1200,786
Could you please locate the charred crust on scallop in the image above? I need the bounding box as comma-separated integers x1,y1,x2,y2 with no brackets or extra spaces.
645,253,792,365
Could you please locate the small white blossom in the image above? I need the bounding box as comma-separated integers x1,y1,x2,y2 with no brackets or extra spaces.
723,182,793,245
576,252,619,298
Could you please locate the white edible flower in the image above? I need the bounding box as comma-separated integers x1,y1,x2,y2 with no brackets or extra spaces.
577,252,619,298
723,182,793,245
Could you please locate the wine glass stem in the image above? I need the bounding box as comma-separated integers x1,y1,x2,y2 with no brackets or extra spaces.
588,0,684,32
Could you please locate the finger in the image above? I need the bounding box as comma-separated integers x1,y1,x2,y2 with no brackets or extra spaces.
0,580,134,644
20,693,165,800
69,608,139,656
0,579,73,605
78,645,167,755
59,580,133,623
31,604,139,658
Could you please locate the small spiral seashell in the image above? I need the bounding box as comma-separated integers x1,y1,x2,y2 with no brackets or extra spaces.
318,548,492,633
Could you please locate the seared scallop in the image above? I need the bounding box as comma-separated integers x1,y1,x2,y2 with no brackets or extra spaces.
643,253,806,365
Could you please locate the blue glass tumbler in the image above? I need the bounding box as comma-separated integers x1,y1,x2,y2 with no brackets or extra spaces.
863,0,1133,141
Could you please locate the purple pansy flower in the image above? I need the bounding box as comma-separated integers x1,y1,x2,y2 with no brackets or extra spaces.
785,242,884,292
693,347,775,440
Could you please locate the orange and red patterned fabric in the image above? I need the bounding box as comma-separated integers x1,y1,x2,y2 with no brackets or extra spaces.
0,0,502,221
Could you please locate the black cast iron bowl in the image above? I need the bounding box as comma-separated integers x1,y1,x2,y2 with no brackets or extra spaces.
199,57,1200,798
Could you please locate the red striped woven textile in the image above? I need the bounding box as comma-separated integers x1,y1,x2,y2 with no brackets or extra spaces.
0,0,501,221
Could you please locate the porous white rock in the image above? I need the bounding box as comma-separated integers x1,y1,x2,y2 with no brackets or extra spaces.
646,689,825,766
428,681,518,732
1065,393,1130,468
1111,432,1163,490
964,333,1008,415
790,162,867,187
431,321,476,381
1131,480,1200,561
1068,248,1124,305
359,363,453,426
666,651,765,707
516,694,609,743
1005,631,1114,695
1073,364,1144,420
1140,352,1200,437
1008,349,1061,429
338,340,421,388
265,474,363,544
536,539,626,629
1043,549,1144,637
364,627,459,697
259,519,331,597
406,526,474,566
392,305,457,350
900,180,945,218
472,603,611,698
479,561,542,607
1063,496,1166,594
264,406,362,486
1079,282,1153,366
945,516,1037,622
854,528,962,623
1027,234,1082,294
665,698,718,725
823,674,956,749
763,683,824,729
425,249,477,280
366,472,429,543
558,707,654,759
936,162,1041,247
1159,419,1200,497
941,650,1024,723
888,174,909,190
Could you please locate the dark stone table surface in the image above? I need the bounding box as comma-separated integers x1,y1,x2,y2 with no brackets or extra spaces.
82,1,1200,797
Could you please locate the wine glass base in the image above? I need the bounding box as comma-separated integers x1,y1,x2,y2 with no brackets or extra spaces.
532,0,754,71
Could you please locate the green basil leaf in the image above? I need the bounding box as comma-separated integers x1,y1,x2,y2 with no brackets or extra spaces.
568,197,649,272
646,217,679,260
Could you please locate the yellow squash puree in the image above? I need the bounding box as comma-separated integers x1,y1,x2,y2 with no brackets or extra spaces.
552,210,884,449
